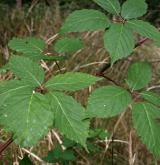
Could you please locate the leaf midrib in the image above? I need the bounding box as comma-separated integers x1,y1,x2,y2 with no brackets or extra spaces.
25,92,34,139
107,0,119,15
0,85,29,97
18,61,42,86
50,93,81,141
143,104,156,147
113,24,124,60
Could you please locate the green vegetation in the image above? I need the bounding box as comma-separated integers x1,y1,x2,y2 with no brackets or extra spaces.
1,0,160,164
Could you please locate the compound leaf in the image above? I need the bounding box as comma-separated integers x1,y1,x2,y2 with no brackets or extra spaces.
46,72,101,91
93,0,121,15
104,23,135,64
49,92,89,148
126,61,152,90
54,37,83,53
9,56,45,87
141,91,160,106
60,9,110,33
132,102,160,157
87,85,132,118
121,0,147,19
8,37,45,60
127,20,160,41
0,85,53,147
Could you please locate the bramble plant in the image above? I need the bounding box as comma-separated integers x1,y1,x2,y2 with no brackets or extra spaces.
1,0,160,163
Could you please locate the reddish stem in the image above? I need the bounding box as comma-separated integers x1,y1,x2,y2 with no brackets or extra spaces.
96,37,151,76
135,38,151,47
0,138,13,155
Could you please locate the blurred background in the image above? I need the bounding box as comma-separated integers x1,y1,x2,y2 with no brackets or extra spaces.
0,0,159,63
0,0,160,164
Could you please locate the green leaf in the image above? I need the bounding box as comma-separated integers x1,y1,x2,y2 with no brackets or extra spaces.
93,0,121,15
141,91,160,106
61,150,76,161
19,155,33,165
126,61,152,90
60,9,110,33
104,23,135,64
8,37,45,60
9,56,45,87
0,80,29,106
0,84,53,147
121,0,147,19
63,138,76,148
31,55,67,61
48,92,89,148
87,85,132,118
89,128,109,140
43,146,75,163
87,142,100,152
46,72,101,91
127,20,160,41
132,102,160,157
43,145,61,163
54,37,84,53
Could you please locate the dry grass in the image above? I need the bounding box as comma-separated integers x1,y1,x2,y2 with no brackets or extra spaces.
1,1,160,165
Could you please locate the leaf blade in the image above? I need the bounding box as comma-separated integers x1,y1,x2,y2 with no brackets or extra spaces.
104,23,135,64
46,72,101,91
140,91,160,106
8,37,45,61
132,102,160,157
121,0,147,19
93,0,121,15
60,9,110,33
126,61,152,90
87,85,132,118
9,56,45,87
49,92,89,148
54,37,84,53
0,86,53,147
127,20,160,41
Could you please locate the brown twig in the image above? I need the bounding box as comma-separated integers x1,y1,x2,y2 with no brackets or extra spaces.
96,72,119,86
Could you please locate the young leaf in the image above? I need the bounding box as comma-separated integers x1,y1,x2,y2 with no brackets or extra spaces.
60,9,110,33
54,37,84,53
48,92,89,148
140,91,160,106
8,37,45,60
9,56,45,87
93,0,121,15
104,23,135,64
126,61,152,90
121,0,147,19
0,87,53,147
127,20,160,41
132,103,160,157
45,72,101,91
87,85,132,118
